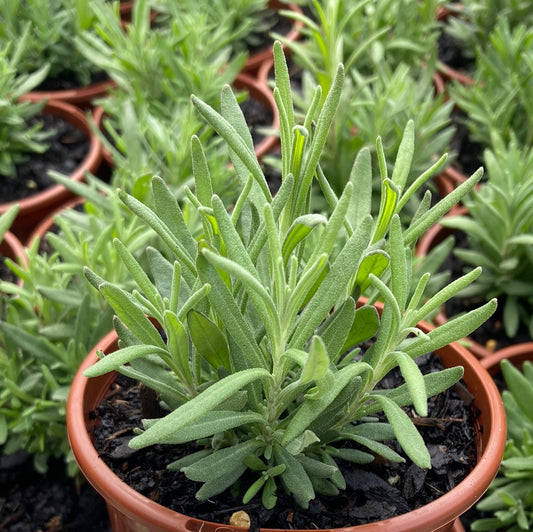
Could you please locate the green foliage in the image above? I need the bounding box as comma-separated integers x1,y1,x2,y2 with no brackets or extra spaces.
472,360,533,531
79,0,245,106
78,0,244,194
444,0,533,63
0,0,100,86
0,41,51,178
0,176,155,474
274,0,453,215
84,44,494,509
278,0,445,92
318,63,454,203
441,136,533,338
449,19,533,148
152,0,275,56
0,205,19,242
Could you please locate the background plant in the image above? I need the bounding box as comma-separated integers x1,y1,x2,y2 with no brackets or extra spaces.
79,0,245,196
472,359,533,531
449,19,533,149
278,0,445,92
0,175,156,475
0,40,51,179
444,0,533,65
83,43,494,510
273,0,453,215
0,0,100,87
440,135,533,339
151,0,276,58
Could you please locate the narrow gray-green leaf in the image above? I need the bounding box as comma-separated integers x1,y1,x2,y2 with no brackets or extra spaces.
129,368,272,448
371,395,431,468
187,309,230,371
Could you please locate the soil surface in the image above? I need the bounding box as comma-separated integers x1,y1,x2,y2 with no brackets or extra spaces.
35,71,108,93
0,451,110,532
89,353,478,530
0,113,89,204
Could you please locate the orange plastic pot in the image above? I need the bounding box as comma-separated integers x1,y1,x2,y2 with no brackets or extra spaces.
68,319,505,532
0,230,27,269
0,100,103,243
22,79,115,109
481,342,533,374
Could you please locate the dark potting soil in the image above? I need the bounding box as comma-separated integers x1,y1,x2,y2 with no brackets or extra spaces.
0,451,110,532
239,97,274,148
0,113,89,205
0,253,17,285
437,30,475,74
245,5,293,57
35,70,108,93
91,353,478,530
448,112,484,179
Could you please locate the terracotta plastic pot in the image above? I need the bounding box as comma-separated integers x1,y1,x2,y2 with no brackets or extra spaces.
25,197,85,251
22,79,115,109
481,342,533,374
0,231,27,269
68,319,505,532
242,0,303,77
435,4,474,87
0,100,103,243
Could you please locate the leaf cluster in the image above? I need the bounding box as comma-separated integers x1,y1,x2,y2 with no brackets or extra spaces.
450,19,533,148
0,41,51,179
0,0,100,86
0,176,156,475
472,360,533,531
83,44,495,509
278,0,444,95
317,63,454,206
444,0,533,63
78,0,245,194
152,0,275,55
441,136,533,338
274,0,453,220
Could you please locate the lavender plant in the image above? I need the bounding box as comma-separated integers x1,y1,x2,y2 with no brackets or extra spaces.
0,40,50,178
440,135,533,339
83,43,494,509
472,360,533,531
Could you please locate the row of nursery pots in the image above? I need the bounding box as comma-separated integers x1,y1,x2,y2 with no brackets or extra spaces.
1,72,280,245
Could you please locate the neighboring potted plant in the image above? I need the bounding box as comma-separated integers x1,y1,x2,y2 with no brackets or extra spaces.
0,41,100,239
68,44,504,531
266,0,455,218
470,353,533,531
436,135,533,352
0,0,113,107
0,174,157,477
